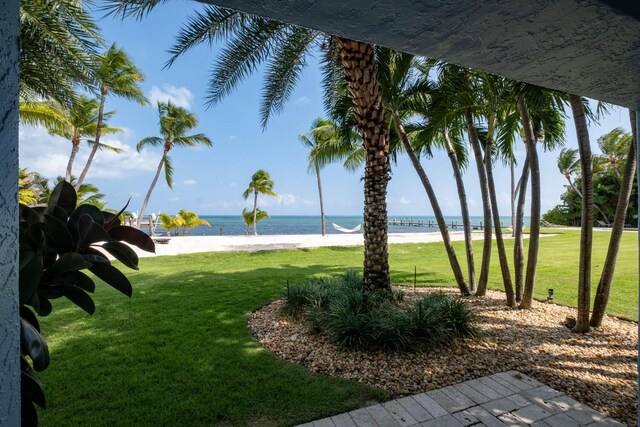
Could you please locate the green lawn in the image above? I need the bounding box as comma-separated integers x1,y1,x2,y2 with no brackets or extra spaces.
38,229,638,426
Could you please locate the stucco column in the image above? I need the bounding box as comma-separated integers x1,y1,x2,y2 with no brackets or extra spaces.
0,0,21,424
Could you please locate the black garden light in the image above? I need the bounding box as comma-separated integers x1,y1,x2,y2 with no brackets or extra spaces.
547,289,554,302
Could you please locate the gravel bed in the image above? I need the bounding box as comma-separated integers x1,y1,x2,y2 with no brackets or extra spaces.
248,288,638,426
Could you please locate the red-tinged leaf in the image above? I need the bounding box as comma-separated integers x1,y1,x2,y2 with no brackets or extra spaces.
20,306,40,332
109,226,155,253
47,252,91,275
89,263,133,297
44,214,73,254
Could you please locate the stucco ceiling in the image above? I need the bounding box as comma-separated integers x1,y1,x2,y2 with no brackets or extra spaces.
201,0,640,108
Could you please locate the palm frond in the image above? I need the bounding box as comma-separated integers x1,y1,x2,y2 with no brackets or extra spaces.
86,140,123,153
136,136,163,151
259,26,316,128
163,155,174,189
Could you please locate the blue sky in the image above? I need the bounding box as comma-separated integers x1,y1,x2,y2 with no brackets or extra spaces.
19,2,633,218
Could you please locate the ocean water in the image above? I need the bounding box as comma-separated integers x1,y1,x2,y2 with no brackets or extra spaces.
155,215,530,236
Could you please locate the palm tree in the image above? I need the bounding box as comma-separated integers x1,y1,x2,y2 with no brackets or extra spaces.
299,118,341,236
158,213,179,236
557,148,609,225
20,96,123,182
597,127,632,178
20,0,101,106
374,50,470,295
568,94,594,333
591,112,637,327
107,2,394,293
136,102,212,227
243,170,277,235
242,207,269,235
76,44,147,189
177,210,211,235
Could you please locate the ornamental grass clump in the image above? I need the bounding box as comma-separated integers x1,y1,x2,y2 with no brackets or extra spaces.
281,272,477,352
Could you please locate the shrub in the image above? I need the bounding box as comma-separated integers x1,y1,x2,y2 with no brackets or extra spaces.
281,273,477,352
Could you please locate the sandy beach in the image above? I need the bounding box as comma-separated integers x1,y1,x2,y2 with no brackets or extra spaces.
135,231,474,258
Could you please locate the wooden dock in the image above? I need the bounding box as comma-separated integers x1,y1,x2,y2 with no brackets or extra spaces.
388,218,507,230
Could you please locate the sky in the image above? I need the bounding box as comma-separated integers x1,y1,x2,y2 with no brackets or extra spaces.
19,2,634,218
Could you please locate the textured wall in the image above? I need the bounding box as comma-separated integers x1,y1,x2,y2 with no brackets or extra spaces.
0,0,21,424
202,0,640,108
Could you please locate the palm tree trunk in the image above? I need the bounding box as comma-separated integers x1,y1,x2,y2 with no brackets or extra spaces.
66,139,80,182
517,97,541,309
335,37,391,295
443,130,476,293
395,118,470,295
315,161,326,236
137,150,167,228
590,110,636,327
569,94,593,333
485,126,516,307
76,86,107,190
514,156,530,303
464,107,492,295
253,190,258,235
510,160,516,237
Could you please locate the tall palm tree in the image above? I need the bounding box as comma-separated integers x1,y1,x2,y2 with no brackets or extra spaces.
243,170,277,235
590,113,636,327
374,50,470,295
431,64,493,296
76,44,147,189
20,96,123,181
107,2,394,294
177,209,211,235
568,94,594,333
136,102,212,227
20,0,101,106
299,118,341,236
411,72,477,294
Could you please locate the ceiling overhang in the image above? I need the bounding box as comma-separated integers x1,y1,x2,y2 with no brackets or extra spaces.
201,0,640,108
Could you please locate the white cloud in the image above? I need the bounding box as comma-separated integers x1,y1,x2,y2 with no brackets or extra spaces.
19,126,161,180
295,96,311,106
398,196,412,205
169,196,180,202
148,84,194,109
229,135,238,140
252,192,313,208
183,179,197,185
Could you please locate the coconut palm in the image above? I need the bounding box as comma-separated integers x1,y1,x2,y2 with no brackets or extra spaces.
136,102,212,227
107,2,393,293
557,148,609,225
591,112,637,327
597,127,632,178
76,44,147,189
241,208,269,236
370,50,470,295
568,94,594,333
243,170,277,235
20,0,101,106
177,210,211,235
20,96,123,181
299,118,340,236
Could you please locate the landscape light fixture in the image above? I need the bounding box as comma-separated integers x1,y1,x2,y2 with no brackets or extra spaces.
547,289,554,302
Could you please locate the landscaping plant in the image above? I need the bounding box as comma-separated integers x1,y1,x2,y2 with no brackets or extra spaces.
19,181,155,424
282,273,477,351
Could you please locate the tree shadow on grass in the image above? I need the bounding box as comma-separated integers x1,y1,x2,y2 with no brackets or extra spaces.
37,263,386,427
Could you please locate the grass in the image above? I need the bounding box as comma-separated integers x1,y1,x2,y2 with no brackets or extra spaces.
37,229,638,426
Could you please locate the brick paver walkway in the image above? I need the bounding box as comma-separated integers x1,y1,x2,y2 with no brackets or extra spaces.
297,371,625,427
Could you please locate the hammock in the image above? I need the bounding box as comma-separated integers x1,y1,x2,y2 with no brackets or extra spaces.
332,223,361,233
